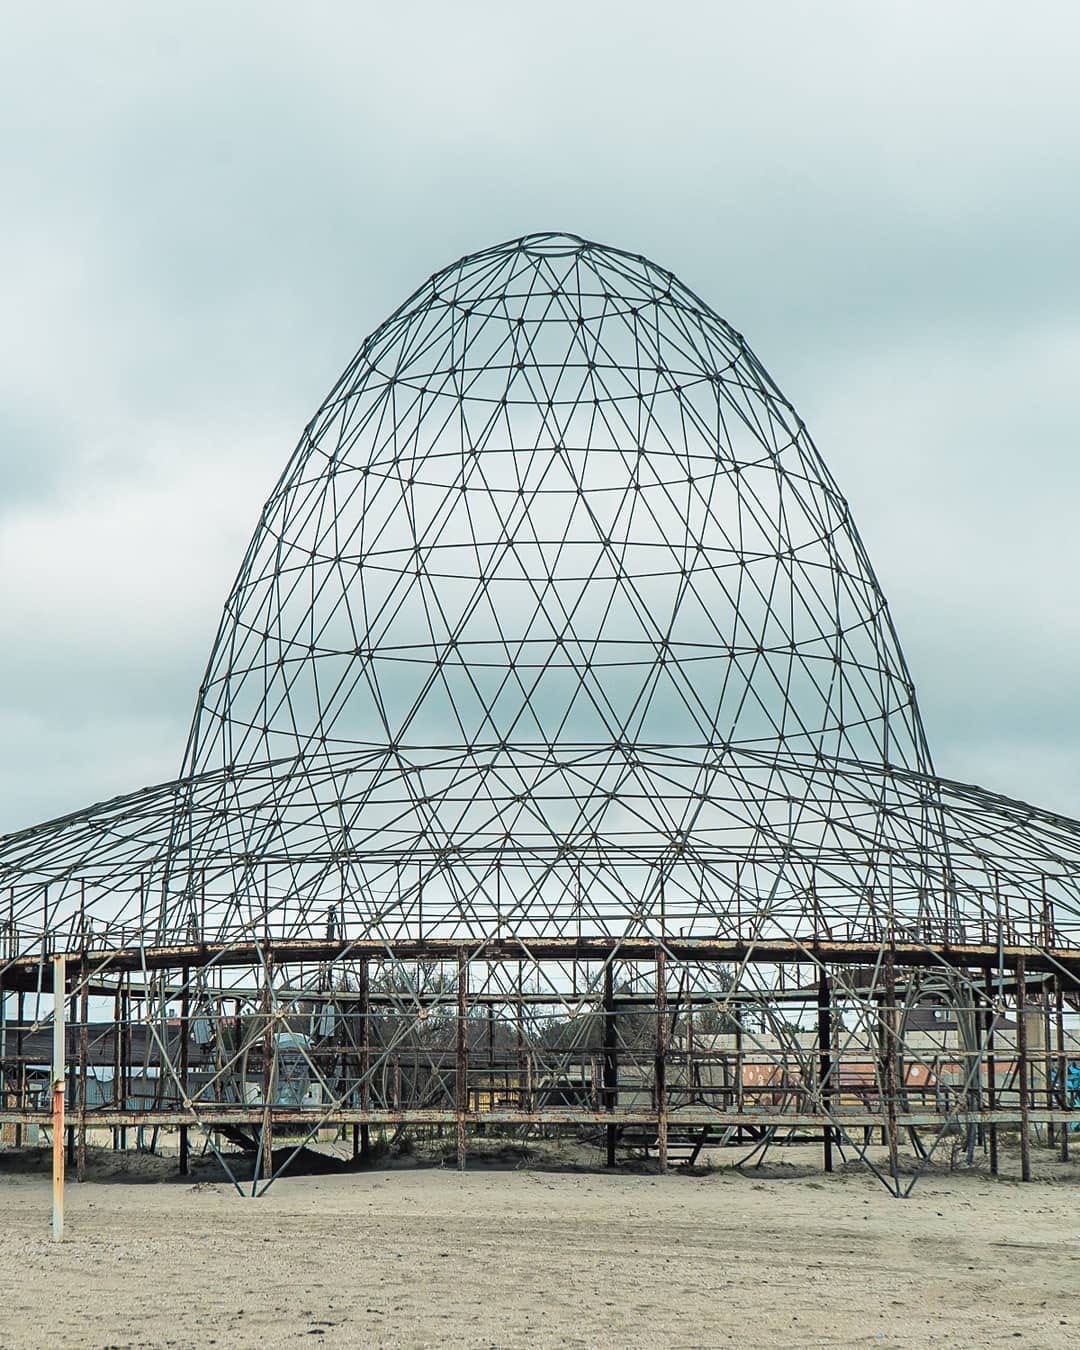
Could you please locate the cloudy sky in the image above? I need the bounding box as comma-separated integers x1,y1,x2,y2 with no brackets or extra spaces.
1,1,1078,833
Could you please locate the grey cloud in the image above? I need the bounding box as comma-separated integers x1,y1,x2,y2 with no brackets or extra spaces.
1,0,1078,827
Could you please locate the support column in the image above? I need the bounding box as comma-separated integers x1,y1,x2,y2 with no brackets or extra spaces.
603,961,617,1167
77,959,89,1182
179,965,190,1176
1056,976,1069,1163
1017,955,1032,1183
655,948,668,1173
52,955,65,1242
734,1015,744,1140
359,959,371,1162
984,967,999,1176
15,990,25,1149
65,979,76,1168
259,950,274,1185
119,976,130,1153
111,980,122,1150
1044,987,1055,1150
456,949,468,1171
817,968,833,1173
881,948,900,1189
516,962,527,1112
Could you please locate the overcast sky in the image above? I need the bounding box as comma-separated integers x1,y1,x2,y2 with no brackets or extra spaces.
1,1,1078,834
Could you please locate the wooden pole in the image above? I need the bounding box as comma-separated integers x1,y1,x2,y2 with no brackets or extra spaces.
52,955,66,1242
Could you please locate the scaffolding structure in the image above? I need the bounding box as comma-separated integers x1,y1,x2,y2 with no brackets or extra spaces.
1,233,1078,1201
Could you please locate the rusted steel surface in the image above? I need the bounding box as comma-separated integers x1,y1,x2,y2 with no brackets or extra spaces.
6,936,1080,989
4,1106,1077,1130
3,934,1076,1202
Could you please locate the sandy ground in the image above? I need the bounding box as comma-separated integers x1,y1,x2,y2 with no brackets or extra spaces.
0,1142,1078,1349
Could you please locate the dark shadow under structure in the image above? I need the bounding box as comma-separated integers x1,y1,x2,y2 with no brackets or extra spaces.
2,233,1078,1198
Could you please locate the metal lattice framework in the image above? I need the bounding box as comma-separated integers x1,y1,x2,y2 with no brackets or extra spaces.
2,234,1079,1199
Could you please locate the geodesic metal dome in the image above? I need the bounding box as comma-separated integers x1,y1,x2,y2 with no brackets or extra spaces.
4,229,1080,954
3,233,1079,1199
191,234,928,775
151,230,944,947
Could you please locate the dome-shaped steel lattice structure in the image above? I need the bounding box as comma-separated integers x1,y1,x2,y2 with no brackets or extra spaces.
191,234,927,774
2,234,1079,1200
164,233,939,948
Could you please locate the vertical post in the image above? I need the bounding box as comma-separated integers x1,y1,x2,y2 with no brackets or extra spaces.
603,961,617,1167
359,959,371,1162
882,948,900,1190
734,1014,744,1135
52,955,66,1242
487,1002,495,1071
179,966,190,1176
1041,882,1054,1152
481,1000,495,1136
516,962,527,1112
1016,956,1032,1183
15,989,24,1149
456,949,468,1171
1043,984,1055,1150
0,942,5,1118
65,974,76,1168
984,967,998,1176
1055,977,1069,1163
817,967,833,1173
259,950,274,1185
112,979,122,1150
655,947,668,1172
77,960,89,1182
120,974,131,1153
687,985,696,1105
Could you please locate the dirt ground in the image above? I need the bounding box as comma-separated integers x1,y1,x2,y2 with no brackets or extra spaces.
0,1140,1077,1349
